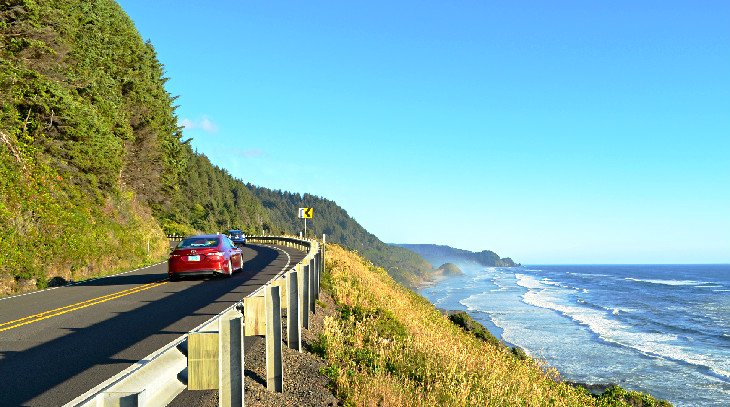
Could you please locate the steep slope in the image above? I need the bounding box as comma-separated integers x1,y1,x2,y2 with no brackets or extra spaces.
394,243,518,268
318,244,671,407
246,185,434,287
0,0,178,291
0,0,270,293
160,151,273,236
0,0,431,294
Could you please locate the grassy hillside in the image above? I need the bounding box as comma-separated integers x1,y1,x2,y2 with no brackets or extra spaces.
0,0,421,294
0,0,177,292
247,185,434,287
318,244,671,406
0,0,271,294
0,0,424,295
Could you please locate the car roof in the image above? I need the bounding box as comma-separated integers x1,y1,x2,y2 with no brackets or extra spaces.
227,229,242,233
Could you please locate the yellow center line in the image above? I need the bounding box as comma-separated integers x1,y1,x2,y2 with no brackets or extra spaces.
0,280,164,328
0,279,169,333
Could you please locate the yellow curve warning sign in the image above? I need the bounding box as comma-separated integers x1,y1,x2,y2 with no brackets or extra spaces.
298,207,313,219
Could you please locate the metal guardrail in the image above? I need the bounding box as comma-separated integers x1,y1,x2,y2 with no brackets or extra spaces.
64,235,324,407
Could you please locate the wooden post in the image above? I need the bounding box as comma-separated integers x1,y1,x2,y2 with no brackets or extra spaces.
188,333,219,390
265,285,283,392
287,270,301,351
302,263,310,329
244,296,266,336
218,317,244,407
309,258,316,313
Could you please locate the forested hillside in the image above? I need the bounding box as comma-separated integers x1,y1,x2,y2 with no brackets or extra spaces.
0,0,435,295
247,185,434,287
0,0,176,292
0,0,271,294
161,152,273,237
0,0,426,294
394,244,518,268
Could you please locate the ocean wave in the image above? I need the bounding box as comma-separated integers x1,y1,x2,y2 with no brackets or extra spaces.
516,274,730,382
566,272,612,278
624,277,707,286
695,284,723,288
713,289,730,292
460,293,487,313
515,274,544,290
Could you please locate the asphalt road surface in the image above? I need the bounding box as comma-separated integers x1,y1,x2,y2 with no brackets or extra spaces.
0,243,304,407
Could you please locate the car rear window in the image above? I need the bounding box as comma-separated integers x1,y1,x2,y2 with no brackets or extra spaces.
178,238,219,248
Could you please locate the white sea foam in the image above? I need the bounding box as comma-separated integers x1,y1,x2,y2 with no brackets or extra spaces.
460,293,486,312
625,277,706,286
566,272,612,277
515,274,544,289
515,274,730,382
695,284,723,288
541,278,562,287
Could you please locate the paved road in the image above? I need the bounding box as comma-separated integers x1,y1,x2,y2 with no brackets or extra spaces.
0,243,304,407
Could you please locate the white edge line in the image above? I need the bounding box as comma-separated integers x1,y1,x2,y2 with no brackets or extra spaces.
65,239,309,405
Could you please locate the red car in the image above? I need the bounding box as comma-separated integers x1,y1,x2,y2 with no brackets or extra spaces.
168,234,244,281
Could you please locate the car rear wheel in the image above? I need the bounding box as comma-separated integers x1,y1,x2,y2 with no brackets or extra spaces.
169,273,179,282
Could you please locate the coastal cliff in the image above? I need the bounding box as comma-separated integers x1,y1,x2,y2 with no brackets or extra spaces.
395,243,519,268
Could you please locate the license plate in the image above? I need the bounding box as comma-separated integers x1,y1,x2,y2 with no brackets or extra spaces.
188,255,200,261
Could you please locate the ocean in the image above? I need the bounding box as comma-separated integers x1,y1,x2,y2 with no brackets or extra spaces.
420,264,730,406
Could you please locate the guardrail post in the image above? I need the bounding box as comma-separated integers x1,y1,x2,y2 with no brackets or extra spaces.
314,251,320,300
265,285,283,392
218,316,244,407
302,263,310,329
287,270,302,351
309,257,316,313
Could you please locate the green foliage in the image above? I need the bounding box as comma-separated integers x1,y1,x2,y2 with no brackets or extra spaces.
448,311,506,350
596,385,672,407
339,305,409,342
311,332,329,358
0,0,180,291
0,0,277,293
437,262,462,275
511,346,529,361
157,151,273,236
247,185,434,287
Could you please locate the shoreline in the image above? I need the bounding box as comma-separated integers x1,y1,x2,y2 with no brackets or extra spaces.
418,272,677,406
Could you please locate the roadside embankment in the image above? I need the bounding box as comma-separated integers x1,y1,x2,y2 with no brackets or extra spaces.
313,243,671,406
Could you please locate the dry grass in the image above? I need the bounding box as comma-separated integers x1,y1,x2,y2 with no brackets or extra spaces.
318,244,668,407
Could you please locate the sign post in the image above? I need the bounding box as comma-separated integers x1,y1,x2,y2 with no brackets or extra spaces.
297,207,313,237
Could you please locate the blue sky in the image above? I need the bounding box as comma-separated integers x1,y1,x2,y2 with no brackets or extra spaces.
117,1,729,264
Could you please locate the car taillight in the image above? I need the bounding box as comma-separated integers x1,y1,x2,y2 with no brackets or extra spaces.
206,251,224,259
